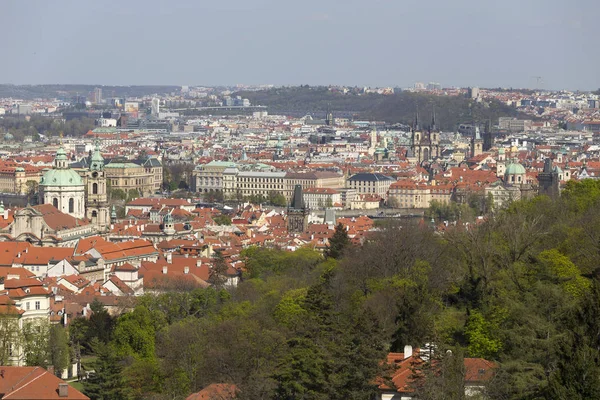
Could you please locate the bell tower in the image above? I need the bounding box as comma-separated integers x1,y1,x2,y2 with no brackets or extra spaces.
86,139,110,230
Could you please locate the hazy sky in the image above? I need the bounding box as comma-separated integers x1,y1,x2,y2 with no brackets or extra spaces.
1,0,598,90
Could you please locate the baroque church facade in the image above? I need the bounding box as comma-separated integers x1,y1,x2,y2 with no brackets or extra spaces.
38,142,109,231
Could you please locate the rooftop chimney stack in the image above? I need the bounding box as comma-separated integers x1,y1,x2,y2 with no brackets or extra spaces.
184,266,189,274
58,383,68,397
162,266,168,275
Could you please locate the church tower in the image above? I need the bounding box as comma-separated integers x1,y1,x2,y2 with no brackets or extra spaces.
483,119,493,151
86,140,110,230
471,126,483,158
411,107,440,164
287,185,308,233
325,104,335,126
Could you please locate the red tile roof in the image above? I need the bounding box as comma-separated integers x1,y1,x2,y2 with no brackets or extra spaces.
0,366,89,399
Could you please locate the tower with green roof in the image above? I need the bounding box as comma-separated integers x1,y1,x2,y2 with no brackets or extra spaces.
86,140,110,230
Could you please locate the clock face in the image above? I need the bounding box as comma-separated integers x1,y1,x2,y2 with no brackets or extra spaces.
92,172,98,178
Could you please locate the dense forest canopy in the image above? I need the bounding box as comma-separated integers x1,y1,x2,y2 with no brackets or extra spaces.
235,86,527,130
69,179,600,400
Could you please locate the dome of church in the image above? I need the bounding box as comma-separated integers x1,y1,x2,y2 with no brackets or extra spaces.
39,168,84,186
504,162,526,176
4,133,14,141
498,148,505,154
55,147,68,160
163,213,174,224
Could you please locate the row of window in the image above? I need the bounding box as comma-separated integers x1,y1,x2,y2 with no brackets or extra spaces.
25,301,41,310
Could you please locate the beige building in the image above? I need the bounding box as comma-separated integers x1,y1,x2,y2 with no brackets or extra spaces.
193,162,345,203
388,180,453,209
105,162,156,196
302,188,341,209
284,172,345,200
0,167,41,195
347,173,395,198
192,161,238,193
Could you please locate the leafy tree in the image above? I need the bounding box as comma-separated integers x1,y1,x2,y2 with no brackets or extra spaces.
112,306,156,360
464,310,504,359
84,340,128,400
326,222,350,259
88,299,115,344
212,214,232,226
48,325,70,377
208,250,229,289
0,312,22,365
412,348,466,400
23,320,49,368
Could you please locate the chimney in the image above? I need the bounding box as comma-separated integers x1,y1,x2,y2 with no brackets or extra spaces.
184,266,189,274
3,210,7,220
166,253,172,263
404,345,413,359
196,259,202,268
162,266,168,274
58,383,68,397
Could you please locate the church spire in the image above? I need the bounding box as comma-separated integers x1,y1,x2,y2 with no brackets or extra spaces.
431,106,437,131
414,106,420,132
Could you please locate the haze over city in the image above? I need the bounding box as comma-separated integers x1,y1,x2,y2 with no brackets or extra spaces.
1,0,599,90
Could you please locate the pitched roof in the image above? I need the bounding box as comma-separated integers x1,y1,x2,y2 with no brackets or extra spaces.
0,366,89,399
186,383,238,400
30,204,89,231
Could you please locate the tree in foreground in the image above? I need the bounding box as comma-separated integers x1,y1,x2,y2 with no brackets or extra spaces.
84,339,128,400
326,223,350,259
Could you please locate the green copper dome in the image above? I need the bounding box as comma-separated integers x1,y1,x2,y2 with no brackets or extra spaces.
504,162,526,176
55,147,68,160
40,168,84,187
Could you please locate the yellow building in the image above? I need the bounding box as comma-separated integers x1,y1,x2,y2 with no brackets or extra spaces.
0,166,41,195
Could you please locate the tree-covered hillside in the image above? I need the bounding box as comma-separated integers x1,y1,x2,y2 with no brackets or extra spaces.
235,86,525,130
0,84,180,100
65,179,600,400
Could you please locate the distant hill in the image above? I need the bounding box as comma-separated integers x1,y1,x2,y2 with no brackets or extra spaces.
0,84,180,100
235,86,526,130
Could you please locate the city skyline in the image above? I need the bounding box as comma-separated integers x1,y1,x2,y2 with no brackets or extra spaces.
1,0,599,91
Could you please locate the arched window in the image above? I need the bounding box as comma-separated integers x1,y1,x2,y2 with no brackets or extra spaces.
92,210,97,218
93,183,98,194
69,198,74,213
52,198,58,208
